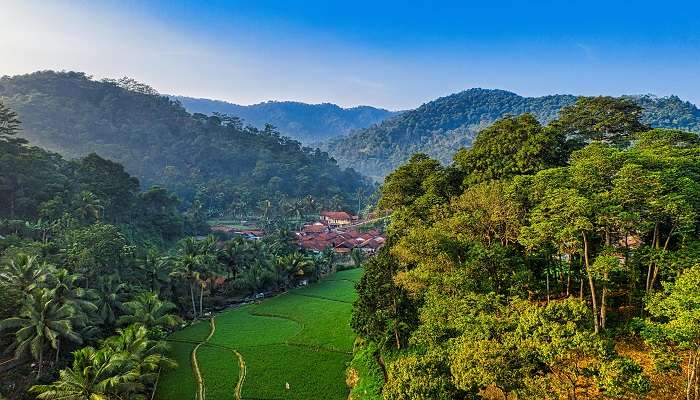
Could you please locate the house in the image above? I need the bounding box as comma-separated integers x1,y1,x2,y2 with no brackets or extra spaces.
320,211,353,227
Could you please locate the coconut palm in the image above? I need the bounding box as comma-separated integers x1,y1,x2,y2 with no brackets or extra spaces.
45,268,97,314
172,236,221,319
220,237,246,280
273,252,314,289
93,275,129,327
117,292,180,330
235,261,275,296
31,325,176,400
30,346,128,400
136,248,172,294
0,289,83,377
0,254,47,293
102,324,176,385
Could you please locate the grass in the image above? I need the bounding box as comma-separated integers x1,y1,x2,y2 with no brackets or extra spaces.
155,267,362,400
238,344,351,400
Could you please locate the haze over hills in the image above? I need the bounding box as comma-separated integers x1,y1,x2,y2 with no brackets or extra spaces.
173,96,397,143
0,71,373,214
322,88,700,180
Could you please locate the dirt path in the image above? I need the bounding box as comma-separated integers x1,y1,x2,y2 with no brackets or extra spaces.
233,349,246,400
192,317,216,400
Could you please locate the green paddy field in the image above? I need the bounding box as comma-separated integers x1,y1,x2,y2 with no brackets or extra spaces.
155,268,362,400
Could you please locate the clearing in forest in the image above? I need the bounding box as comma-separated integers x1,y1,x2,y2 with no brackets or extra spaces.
155,268,362,400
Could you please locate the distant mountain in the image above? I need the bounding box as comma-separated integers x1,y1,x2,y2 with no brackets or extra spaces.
173,96,397,143
323,89,700,180
0,71,373,214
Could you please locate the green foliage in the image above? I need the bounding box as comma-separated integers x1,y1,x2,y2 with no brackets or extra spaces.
347,340,384,400
156,269,363,400
325,89,700,179
455,113,567,185
175,96,396,143
0,71,373,215
351,102,697,398
553,96,648,145
30,324,175,400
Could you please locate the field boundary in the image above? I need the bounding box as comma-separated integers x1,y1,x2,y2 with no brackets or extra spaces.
233,350,246,400
290,292,354,304
192,317,216,400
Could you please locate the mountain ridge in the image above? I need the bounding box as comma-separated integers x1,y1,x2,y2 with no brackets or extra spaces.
172,95,397,143
322,88,700,180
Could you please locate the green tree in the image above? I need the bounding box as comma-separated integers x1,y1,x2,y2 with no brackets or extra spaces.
645,264,700,400
0,289,82,377
0,254,47,294
455,113,567,185
118,292,180,331
551,96,648,146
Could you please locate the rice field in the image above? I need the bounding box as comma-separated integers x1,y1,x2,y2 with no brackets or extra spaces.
155,268,362,400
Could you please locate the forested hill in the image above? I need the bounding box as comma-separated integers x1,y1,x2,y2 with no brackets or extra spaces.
323,88,700,180
173,96,397,143
0,71,373,215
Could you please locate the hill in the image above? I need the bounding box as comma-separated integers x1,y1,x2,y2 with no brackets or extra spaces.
323,89,700,180
0,71,373,216
173,96,397,143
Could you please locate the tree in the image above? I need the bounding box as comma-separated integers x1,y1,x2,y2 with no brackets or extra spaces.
118,292,180,331
551,96,648,146
378,154,444,210
351,249,417,350
455,113,567,185
0,100,21,139
30,324,175,400
93,275,129,327
0,254,47,294
0,289,82,377
645,264,700,400
136,248,172,295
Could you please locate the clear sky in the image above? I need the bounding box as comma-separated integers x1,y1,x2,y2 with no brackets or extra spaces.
2,0,699,110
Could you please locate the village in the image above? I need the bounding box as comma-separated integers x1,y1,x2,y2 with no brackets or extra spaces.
210,210,386,255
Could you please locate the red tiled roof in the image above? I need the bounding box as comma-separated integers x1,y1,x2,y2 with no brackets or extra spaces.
321,211,353,220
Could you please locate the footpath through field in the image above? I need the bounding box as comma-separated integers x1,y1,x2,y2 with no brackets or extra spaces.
155,268,362,400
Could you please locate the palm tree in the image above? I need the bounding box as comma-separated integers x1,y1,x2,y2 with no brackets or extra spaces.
220,237,246,280
102,324,176,386
45,268,97,314
0,254,47,293
31,325,176,400
172,236,221,319
118,292,180,330
77,191,103,223
136,248,171,294
235,261,275,297
93,275,129,327
30,346,127,400
273,253,314,289
0,289,82,377
171,252,201,319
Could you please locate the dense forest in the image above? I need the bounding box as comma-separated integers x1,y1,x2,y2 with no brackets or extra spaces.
324,89,700,180
348,97,700,399
0,101,343,399
0,71,373,218
174,96,397,143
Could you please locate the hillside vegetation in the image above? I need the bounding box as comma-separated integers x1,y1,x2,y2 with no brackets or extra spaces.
324,88,700,179
0,71,373,216
174,96,396,143
349,97,700,399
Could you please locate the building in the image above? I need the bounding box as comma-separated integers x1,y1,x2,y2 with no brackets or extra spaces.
320,211,353,227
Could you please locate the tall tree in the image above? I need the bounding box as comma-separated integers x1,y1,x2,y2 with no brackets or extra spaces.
0,289,82,377
551,96,648,146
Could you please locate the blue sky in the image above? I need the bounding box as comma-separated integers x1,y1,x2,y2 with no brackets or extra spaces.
2,0,700,109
